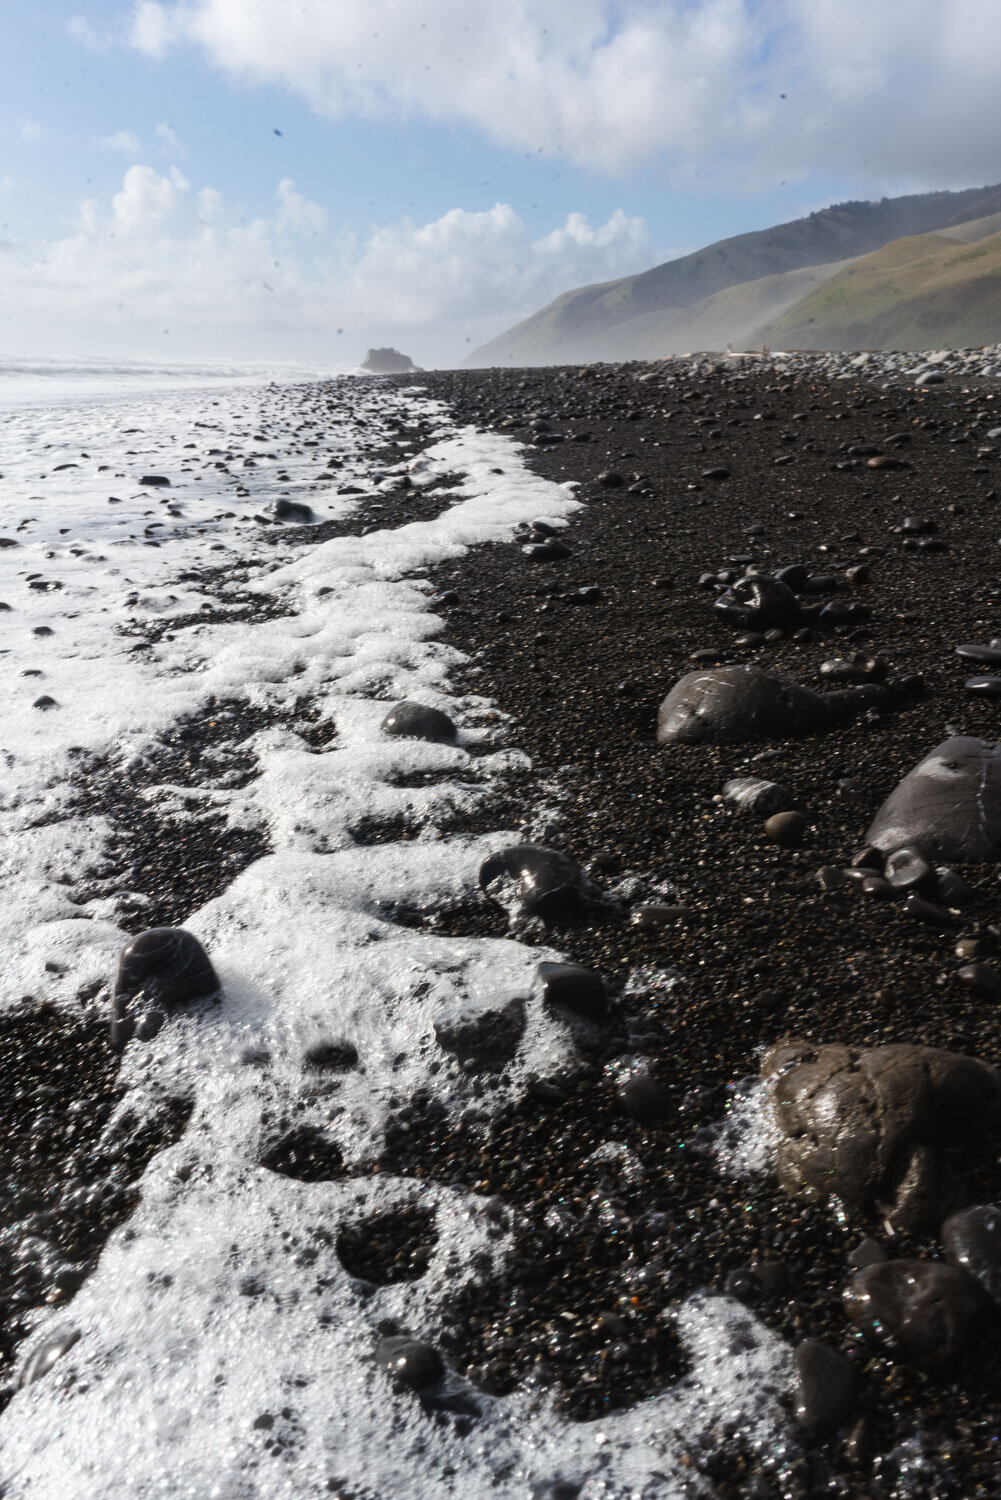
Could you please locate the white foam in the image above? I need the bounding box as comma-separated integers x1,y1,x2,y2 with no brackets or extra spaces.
0,376,794,1495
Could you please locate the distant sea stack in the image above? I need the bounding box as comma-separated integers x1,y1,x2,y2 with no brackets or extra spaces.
362,347,421,374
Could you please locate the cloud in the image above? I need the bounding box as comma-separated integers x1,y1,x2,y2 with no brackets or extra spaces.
103,130,143,154
155,121,185,156
19,120,44,143
67,15,110,50
0,165,653,363
126,0,1001,185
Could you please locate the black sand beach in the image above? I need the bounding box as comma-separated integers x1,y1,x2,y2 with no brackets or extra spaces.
7,355,1001,1497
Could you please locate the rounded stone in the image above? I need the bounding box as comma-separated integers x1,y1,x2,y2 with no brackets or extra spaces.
942,1204,1001,1303
617,1071,670,1123
112,927,218,1050
843,1259,986,1371
523,539,571,561
867,737,1001,864
722,777,798,817
884,845,935,894
19,1326,80,1387
479,845,592,922
376,1334,444,1390
381,701,457,744
713,575,802,631
793,1339,856,1436
657,664,887,747
956,963,1001,998
765,811,807,847
964,676,1001,697
537,962,608,1023
955,644,1001,665
272,497,314,523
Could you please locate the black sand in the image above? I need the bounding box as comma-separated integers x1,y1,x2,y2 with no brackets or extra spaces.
8,358,1001,1497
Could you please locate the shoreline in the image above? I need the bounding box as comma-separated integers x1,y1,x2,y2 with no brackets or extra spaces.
4,356,1001,1495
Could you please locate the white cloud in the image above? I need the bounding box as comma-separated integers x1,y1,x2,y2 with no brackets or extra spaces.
126,0,1001,184
102,130,143,154
19,120,44,143
67,15,109,50
0,166,653,364
155,121,185,156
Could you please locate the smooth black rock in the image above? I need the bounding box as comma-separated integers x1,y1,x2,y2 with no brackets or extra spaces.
479,845,594,922
849,1237,888,1270
793,1339,856,1436
955,643,1001,665
906,893,957,927
139,474,170,486
964,676,1001,697
597,470,624,487
774,563,809,591
538,962,608,1023
942,1204,1001,1303
434,998,525,1068
957,963,1001,998
32,695,58,710
702,467,730,480
616,1071,670,1122
657,664,888,747
884,845,936,894
763,1038,1001,1230
867,737,1001,863
714,575,802,631
843,1259,986,1371
524,539,571,562
381,701,457,744
765,810,807,847
19,1326,80,1387
112,927,218,1050
272,497,314,523
376,1335,444,1389
722,777,797,817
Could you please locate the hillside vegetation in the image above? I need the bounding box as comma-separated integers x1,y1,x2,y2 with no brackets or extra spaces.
467,183,1001,366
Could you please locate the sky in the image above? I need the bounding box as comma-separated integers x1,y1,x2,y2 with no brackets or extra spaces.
2,0,1001,368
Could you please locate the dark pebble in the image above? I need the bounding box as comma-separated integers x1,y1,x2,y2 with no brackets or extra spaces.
793,1338,857,1436
381,701,457,744
844,1259,987,1371
376,1334,444,1390
19,1326,80,1387
765,811,807,847
964,676,1001,697
942,1204,1001,1303
616,1071,670,1123
956,963,1001,998
538,962,608,1023
112,926,218,1050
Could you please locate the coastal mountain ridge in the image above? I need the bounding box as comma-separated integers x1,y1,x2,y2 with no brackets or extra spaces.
466,183,1001,366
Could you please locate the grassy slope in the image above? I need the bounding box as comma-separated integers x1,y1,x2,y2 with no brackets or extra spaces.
466,184,1001,367
755,229,1001,351
587,259,856,360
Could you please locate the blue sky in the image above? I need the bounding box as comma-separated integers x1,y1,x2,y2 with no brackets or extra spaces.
2,1,999,366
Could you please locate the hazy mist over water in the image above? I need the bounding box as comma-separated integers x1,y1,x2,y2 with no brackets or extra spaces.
0,354,360,409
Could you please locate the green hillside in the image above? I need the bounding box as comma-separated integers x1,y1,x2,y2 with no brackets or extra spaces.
754,229,1001,351
586,258,855,361
466,183,1001,367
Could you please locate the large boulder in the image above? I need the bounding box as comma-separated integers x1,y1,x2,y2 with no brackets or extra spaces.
867,736,1001,863
657,664,888,746
361,347,420,374
763,1039,1001,1231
